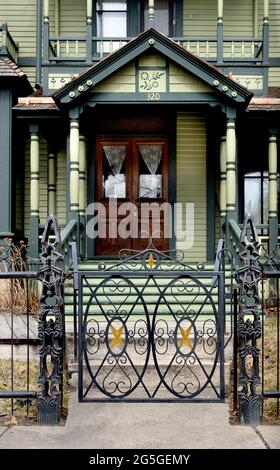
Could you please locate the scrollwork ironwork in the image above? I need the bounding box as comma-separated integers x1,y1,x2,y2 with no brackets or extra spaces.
37,215,64,425
81,264,223,401
236,215,262,424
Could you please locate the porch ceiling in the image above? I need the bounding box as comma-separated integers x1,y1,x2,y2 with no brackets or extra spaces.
52,28,253,109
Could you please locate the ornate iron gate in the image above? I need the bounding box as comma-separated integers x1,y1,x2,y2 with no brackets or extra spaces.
78,246,225,402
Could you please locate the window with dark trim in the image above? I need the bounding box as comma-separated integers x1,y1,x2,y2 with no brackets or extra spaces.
244,171,280,225
93,1,183,38
95,1,127,38
141,0,171,36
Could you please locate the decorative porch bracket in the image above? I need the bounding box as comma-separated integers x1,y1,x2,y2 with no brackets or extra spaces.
236,215,262,424
37,214,64,425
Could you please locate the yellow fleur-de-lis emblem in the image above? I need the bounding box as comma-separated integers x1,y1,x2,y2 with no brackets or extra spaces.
179,325,193,350
146,253,156,269
110,325,124,348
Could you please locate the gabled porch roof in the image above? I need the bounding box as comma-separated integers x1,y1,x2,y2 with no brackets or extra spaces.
53,28,253,108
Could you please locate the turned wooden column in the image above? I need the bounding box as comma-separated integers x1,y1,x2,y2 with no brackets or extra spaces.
226,118,237,217
69,118,80,214
48,150,57,215
29,125,40,257
219,135,227,231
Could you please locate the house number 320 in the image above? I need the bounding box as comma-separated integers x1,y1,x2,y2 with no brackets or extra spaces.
147,92,160,101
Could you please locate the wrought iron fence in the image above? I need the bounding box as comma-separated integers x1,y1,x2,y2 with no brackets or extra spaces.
233,215,280,425
0,270,39,425
0,216,67,425
78,242,226,403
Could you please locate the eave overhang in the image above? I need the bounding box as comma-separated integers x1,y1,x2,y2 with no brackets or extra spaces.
53,29,253,108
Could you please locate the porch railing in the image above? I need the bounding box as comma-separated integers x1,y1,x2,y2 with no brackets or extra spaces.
0,24,19,63
45,35,264,64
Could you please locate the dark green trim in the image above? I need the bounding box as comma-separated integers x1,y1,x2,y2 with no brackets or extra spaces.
87,132,96,259
18,57,37,66
86,24,93,65
29,216,39,258
0,88,12,235
87,92,220,103
66,135,71,223
53,29,252,107
168,110,176,254
36,0,42,84
206,114,216,261
128,0,139,36
269,58,280,66
174,0,183,37
217,23,224,66
262,22,269,66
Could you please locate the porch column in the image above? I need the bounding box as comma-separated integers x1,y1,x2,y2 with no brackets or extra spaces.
43,0,49,20
79,135,86,259
29,125,40,258
217,0,224,65
69,118,80,214
48,150,56,215
219,135,227,232
86,0,93,63
226,117,237,218
253,0,259,38
268,129,278,251
263,0,269,65
148,0,155,28
79,136,86,218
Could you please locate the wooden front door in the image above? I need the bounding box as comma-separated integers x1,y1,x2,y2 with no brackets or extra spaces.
95,136,169,255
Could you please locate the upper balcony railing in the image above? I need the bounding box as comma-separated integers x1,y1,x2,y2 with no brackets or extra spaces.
41,0,270,71
45,35,264,64
0,24,19,63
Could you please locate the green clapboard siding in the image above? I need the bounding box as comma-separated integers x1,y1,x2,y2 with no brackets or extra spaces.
269,0,280,86
183,0,254,38
92,63,136,92
56,150,67,226
269,67,280,86
60,0,86,35
176,112,206,261
21,67,36,87
270,0,280,58
24,138,67,237
0,0,36,56
169,63,213,92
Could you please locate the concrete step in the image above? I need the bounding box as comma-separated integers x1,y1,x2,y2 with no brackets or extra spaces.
69,360,231,400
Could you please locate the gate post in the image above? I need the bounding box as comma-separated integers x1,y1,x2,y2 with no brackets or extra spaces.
236,216,262,424
37,215,64,425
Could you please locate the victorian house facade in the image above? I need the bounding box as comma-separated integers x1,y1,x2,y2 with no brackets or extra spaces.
0,0,279,263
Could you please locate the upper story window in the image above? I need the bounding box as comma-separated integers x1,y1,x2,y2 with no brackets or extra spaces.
94,1,182,40
96,1,127,38
142,0,171,36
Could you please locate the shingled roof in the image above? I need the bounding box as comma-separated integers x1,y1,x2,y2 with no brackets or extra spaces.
0,55,33,95
0,56,25,77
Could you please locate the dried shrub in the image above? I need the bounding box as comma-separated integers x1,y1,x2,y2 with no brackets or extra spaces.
0,240,40,314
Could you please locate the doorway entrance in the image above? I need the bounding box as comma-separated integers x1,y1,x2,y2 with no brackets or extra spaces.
95,136,169,255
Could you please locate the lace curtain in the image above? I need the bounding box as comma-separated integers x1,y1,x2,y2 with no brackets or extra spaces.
139,145,162,198
139,145,162,175
103,145,126,175
103,145,126,198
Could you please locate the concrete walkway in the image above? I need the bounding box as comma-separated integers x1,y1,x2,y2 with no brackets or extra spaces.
0,393,279,449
